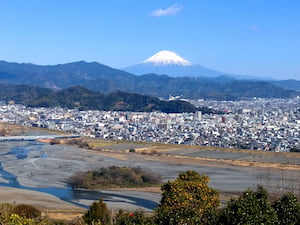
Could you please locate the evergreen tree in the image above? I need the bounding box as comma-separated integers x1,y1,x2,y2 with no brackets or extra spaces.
83,199,111,225
273,192,300,225
219,186,278,225
155,171,219,225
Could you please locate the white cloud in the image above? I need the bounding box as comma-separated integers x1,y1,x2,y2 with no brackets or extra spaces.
149,4,183,17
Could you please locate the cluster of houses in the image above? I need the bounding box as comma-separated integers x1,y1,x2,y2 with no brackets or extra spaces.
0,97,299,152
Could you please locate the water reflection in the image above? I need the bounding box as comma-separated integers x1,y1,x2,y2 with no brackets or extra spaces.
0,141,77,205
0,141,158,210
0,164,18,186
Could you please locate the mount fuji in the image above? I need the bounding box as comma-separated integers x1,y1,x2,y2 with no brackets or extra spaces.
124,50,233,78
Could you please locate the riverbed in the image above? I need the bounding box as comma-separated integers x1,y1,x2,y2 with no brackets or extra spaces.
0,140,161,211
0,140,299,211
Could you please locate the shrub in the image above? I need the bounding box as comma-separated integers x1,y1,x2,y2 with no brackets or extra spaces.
65,138,89,148
12,204,41,218
129,149,135,153
0,213,34,225
219,186,278,225
83,199,111,225
0,203,15,214
155,170,219,225
69,166,161,189
272,192,300,225
50,139,60,145
114,210,154,225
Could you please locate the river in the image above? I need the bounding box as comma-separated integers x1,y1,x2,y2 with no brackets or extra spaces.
0,141,160,210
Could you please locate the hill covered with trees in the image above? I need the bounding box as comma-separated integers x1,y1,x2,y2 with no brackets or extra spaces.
0,60,298,100
0,84,209,113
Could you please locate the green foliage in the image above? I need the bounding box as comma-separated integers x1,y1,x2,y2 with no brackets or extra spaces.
0,173,300,225
114,210,154,225
155,171,219,225
272,192,300,225
83,199,111,225
70,166,161,189
0,203,51,224
219,186,278,225
0,60,299,100
271,80,300,92
0,213,35,225
0,84,198,113
0,212,51,225
12,204,41,219
0,203,15,214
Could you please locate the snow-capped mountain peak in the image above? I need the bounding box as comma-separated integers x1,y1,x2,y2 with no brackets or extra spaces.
142,50,192,66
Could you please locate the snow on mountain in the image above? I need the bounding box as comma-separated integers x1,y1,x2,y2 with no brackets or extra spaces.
123,50,231,77
124,50,270,79
142,50,192,66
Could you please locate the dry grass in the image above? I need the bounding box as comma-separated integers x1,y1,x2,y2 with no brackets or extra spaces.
87,141,115,149
44,210,84,221
0,123,28,135
0,122,65,136
108,186,161,193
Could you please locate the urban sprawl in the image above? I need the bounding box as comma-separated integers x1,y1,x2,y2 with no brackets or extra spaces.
0,97,300,152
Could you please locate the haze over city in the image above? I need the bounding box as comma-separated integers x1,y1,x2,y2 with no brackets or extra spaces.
1,1,300,80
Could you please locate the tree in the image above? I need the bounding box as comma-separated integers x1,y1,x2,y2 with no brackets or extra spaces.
155,170,219,225
114,210,154,225
83,199,111,225
12,204,41,219
272,192,300,225
219,186,278,225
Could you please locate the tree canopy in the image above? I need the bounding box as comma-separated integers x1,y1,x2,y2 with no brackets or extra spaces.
155,171,219,225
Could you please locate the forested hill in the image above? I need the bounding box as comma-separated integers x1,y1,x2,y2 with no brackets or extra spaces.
0,60,299,100
0,84,210,113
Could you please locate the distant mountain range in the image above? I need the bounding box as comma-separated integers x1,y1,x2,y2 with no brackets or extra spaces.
0,84,204,113
270,79,300,92
124,50,234,78
0,59,299,100
125,50,220,77
123,50,269,80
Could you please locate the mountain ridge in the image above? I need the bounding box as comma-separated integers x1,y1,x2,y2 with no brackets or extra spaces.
123,50,270,80
0,84,204,113
0,60,299,100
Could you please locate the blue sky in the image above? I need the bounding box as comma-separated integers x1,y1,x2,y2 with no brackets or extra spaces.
0,0,299,79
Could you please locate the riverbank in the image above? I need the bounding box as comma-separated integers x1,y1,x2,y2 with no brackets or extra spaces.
0,132,299,219
0,186,81,210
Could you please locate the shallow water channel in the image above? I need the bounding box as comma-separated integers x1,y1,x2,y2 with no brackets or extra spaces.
0,142,75,201
0,141,159,210
3,139,295,211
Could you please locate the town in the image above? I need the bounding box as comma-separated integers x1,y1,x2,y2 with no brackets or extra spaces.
0,97,299,152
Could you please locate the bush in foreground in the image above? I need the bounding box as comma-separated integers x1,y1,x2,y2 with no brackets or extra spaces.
155,171,219,225
114,210,154,225
1,171,300,224
12,204,41,219
83,199,111,225
273,192,300,225
219,186,278,225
